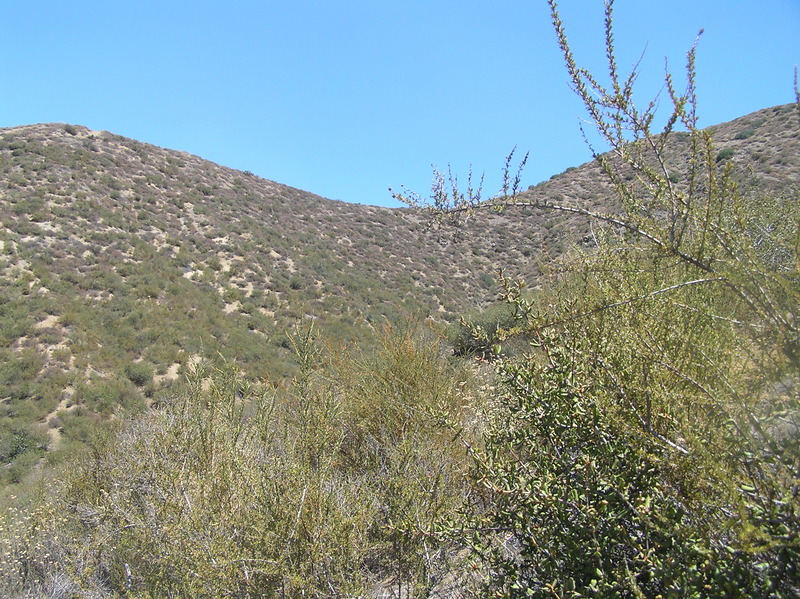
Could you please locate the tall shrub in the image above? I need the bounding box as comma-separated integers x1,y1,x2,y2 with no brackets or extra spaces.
400,1,799,595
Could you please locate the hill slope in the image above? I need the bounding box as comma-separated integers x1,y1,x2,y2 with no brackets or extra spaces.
0,104,798,478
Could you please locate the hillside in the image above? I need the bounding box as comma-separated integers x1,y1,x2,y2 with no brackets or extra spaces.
1,104,798,481
0,100,798,597
0,121,547,480
520,102,799,209
0,123,542,375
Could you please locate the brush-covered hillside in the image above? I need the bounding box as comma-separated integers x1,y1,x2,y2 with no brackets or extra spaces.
1,104,799,481
0,121,547,384
0,94,798,597
527,103,800,199
0,121,544,480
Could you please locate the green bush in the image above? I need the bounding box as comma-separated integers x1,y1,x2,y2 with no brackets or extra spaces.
0,349,45,400
715,147,735,162
124,361,154,387
0,421,48,464
74,378,145,415
462,336,704,595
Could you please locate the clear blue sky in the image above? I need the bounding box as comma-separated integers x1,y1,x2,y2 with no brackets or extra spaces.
1,1,798,207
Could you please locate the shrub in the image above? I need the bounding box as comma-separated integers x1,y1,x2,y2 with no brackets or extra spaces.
454,325,800,597
124,361,154,387
400,1,799,595
74,378,145,415
3,327,476,597
0,422,48,464
716,147,735,162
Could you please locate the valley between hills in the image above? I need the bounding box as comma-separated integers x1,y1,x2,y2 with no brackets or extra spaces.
0,103,798,597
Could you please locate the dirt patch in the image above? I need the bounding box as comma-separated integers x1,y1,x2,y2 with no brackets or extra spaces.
44,387,77,450
35,314,60,329
153,362,181,385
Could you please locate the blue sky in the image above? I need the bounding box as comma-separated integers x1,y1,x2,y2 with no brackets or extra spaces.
1,1,798,207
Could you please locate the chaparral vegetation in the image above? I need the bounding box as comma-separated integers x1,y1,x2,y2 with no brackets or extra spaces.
1,1,798,597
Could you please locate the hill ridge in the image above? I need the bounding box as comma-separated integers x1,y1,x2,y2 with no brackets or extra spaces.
0,103,797,471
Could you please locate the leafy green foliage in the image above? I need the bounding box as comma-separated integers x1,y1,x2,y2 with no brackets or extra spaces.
406,1,800,596
449,301,524,359
447,313,798,597
464,335,718,596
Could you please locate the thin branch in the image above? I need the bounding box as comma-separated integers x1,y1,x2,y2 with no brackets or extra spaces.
538,277,726,330
596,358,689,454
